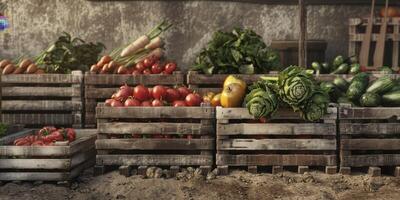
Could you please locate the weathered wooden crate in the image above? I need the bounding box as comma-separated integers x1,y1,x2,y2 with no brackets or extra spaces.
1,71,83,128
349,17,400,70
187,71,278,95
0,129,97,183
94,103,215,177
216,106,338,175
84,72,184,128
339,105,400,176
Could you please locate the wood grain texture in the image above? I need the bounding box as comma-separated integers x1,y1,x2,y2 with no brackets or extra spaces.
1,72,82,84
341,139,400,150
339,107,400,120
216,154,337,166
2,113,73,125
341,154,400,167
2,87,81,97
96,139,214,150
2,100,81,111
84,73,183,85
96,154,213,166
340,123,400,135
218,139,336,150
218,123,335,135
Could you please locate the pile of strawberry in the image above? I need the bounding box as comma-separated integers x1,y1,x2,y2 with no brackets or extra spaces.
13,127,76,146
105,84,203,107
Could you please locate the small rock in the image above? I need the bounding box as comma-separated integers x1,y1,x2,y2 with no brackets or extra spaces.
368,179,384,192
146,167,156,178
163,169,171,179
212,168,219,175
206,172,217,180
70,182,79,190
116,194,126,199
154,168,163,178
176,172,188,181
187,167,195,174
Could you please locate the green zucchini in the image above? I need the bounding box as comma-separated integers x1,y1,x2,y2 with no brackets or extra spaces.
337,96,354,105
346,72,369,101
380,66,394,74
360,93,381,107
333,77,349,92
311,62,321,74
382,90,400,106
321,62,330,73
330,63,349,74
333,55,344,68
366,76,395,94
349,63,360,74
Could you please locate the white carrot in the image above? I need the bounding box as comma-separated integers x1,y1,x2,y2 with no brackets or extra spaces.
120,35,150,58
145,37,164,50
146,48,164,59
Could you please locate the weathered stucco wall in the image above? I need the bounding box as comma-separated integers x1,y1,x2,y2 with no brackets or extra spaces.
0,0,370,70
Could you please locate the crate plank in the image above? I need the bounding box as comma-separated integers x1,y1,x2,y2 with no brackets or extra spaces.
218,123,335,135
96,155,213,166
2,87,81,97
340,123,400,135
187,72,273,85
1,73,82,84
0,129,33,145
85,73,183,85
218,139,336,150
96,139,214,150
216,154,337,166
0,146,70,157
341,139,400,150
0,172,69,181
98,122,213,135
85,88,117,99
96,105,214,119
70,149,96,168
2,100,81,111
0,159,70,170
340,107,400,120
2,113,73,125
341,154,400,167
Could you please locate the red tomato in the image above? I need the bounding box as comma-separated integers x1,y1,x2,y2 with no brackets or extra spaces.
135,62,146,72
124,97,141,107
143,57,156,68
148,87,153,97
185,93,202,106
143,69,152,74
105,99,114,106
133,85,150,101
164,62,177,74
132,70,142,75
152,99,164,107
111,99,124,107
166,88,181,102
152,85,167,100
177,87,192,99
173,100,187,107
38,126,56,136
151,62,164,74
65,128,76,142
141,101,152,107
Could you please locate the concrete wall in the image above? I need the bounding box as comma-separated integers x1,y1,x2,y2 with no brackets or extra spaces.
0,0,371,70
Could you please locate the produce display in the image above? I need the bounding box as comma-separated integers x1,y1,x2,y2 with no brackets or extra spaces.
0,123,7,137
321,73,400,107
12,126,76,146
192,28,279,74
0,32,105,74
90,21,173,74
105,84,202,107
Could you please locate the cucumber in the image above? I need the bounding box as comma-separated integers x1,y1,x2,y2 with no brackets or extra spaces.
333,77,349,92
333,55,344,68
380,66,394,74
349,63,360,74
330,63,349,74
366,76,395,94
382,90,400,106
311,62,321,74
346,72,369,101
360,92,381,107
321,62,330,73
337,96,354,105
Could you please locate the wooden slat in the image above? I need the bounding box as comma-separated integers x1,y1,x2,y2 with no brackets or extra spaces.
69,134,97,155
84,73,183,85
0,159,70,170
2,113,73,125
340,107,400,120
96,154,213,166
2,87,81,97
1,72,82,84
85,88,117,99
342,154,400,167
217,107,337,120
216,154,337,166
96,105,214,119
0,129,34,145
349,33,399,42
0,146,70,157
340,123,400,135
341,139,400,150
218,139,336,150
98,122,213,135
96,139,214,150
70,149,96,168
187,71,274,85
0,172,69,181
2,100,81,111
217,123,335,135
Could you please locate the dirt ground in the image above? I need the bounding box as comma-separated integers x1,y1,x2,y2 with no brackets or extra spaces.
1,168,400,200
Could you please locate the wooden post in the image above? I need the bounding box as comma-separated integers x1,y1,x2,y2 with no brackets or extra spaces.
298,0,307,67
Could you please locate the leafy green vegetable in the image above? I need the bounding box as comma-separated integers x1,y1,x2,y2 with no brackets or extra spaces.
245,81,279,119
36,32,105,73
301,89,329,121
193,28,279,74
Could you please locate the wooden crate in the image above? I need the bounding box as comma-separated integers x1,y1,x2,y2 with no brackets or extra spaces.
187,71,278,95
270,40,327,67
349,17,400,70
0,129,97,182
216,106,338,175
94,103,215,177
1,71,83,128
339,105,400,176
84,72,184,128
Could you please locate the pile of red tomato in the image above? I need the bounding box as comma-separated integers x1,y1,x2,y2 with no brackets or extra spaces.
132,57,177,75
13,127,76,146
106,84,203,107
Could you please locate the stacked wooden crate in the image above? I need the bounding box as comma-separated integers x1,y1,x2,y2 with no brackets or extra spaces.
94,103,215,177
216,106,338,175
84,72,184,128
0,129,96,183
1,71,83,128
339,105,400,176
